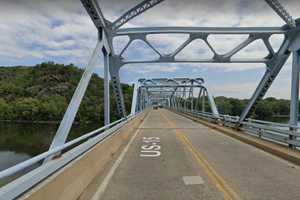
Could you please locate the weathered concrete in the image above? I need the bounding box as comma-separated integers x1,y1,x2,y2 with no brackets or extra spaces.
88,109,300,200
165,110,300,200
19,109,300,200
95,110,224,200
174,110,300,166
19,111,149,200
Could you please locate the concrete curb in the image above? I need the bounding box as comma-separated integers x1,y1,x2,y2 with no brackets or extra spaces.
171,110,300,166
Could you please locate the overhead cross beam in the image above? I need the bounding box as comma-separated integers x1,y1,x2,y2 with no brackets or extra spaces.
114,26,287,66
111,0,165,30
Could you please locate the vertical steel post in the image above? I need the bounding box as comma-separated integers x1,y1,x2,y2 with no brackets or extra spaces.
183,86,187,111
289,50,300,148
109,56,127,117
130,81,139,115
197,88,202,111
202,90,205,113
191,83,194,111
103,51,110,125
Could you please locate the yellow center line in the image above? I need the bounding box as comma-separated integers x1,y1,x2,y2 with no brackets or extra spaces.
159,110,241,200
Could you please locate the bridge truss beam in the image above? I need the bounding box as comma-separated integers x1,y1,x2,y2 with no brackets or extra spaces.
114,26,287,65
131,78,219,117
111,0,165,30
48,0,300,157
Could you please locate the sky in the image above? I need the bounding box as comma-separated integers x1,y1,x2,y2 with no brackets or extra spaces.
0,0,299,99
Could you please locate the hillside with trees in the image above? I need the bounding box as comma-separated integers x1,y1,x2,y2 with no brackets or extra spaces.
0,62,133,124
0,62,293,123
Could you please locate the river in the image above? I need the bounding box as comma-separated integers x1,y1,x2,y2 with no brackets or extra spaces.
0,122,100,172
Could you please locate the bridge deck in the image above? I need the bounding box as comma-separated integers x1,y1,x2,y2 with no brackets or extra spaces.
84,109,300,200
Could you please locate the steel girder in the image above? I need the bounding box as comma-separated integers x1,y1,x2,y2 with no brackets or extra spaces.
80,0,300,124
40,0,300,162
131,78,219,117
265,0,296,28
81,0,165,119
113,26,289,65
289,50,300,148
239,19,300,122
111,0,165,30
46,41,104,161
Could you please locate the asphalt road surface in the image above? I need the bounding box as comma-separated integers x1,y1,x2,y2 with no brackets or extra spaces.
90,109,300,200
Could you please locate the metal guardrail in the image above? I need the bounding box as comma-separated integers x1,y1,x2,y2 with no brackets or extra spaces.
0,112,143,200
173,108,300,149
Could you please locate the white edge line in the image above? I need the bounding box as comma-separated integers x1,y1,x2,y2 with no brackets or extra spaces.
90,113,149,200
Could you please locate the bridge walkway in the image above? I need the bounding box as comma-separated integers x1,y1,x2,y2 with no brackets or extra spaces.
83,109,300,200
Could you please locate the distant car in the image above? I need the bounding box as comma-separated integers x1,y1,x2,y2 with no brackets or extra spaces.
153,105,158,110
158,105,163,108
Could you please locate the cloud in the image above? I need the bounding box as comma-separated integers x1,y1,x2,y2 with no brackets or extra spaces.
0,0,299,98
0,0,97,66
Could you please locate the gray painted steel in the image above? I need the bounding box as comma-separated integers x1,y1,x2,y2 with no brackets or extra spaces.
1,0,300,199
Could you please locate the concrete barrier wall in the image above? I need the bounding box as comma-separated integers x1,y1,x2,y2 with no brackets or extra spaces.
20,111,148,200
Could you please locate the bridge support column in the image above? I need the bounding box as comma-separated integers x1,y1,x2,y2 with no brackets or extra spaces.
205,87,219,117
202,89,205,113
189,82,194,111
103,50,110,125
130,81,139,115
183,86,187,111
289,50,300,148
109,56,126,118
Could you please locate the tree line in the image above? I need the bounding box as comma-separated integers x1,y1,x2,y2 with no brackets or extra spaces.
214,96,290,120
0,62,294,123
0,62,133,124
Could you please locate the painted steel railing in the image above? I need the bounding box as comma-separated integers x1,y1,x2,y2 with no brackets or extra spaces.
0,112,142,200
173,108,300,149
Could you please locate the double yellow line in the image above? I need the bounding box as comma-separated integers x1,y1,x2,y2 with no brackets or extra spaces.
159,110,241,200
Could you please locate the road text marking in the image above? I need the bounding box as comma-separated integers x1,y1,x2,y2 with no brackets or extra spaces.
91,114,149,200
140,137,161,157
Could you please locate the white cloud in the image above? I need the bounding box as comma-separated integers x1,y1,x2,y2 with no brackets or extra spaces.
0,0,299,98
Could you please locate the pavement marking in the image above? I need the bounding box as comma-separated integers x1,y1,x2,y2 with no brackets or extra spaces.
140,136,161,157
182,176,204,185
90,113,149,200
159,110,241,200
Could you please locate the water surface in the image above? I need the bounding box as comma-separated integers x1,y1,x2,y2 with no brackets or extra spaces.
0,122,100,171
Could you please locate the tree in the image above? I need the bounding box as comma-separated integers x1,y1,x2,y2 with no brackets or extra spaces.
255,101,274,120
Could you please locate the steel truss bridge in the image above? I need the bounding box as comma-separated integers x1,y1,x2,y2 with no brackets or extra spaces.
1,0,300,200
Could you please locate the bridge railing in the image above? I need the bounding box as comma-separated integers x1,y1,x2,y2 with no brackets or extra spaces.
0,111,145,199
172,107,300,149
